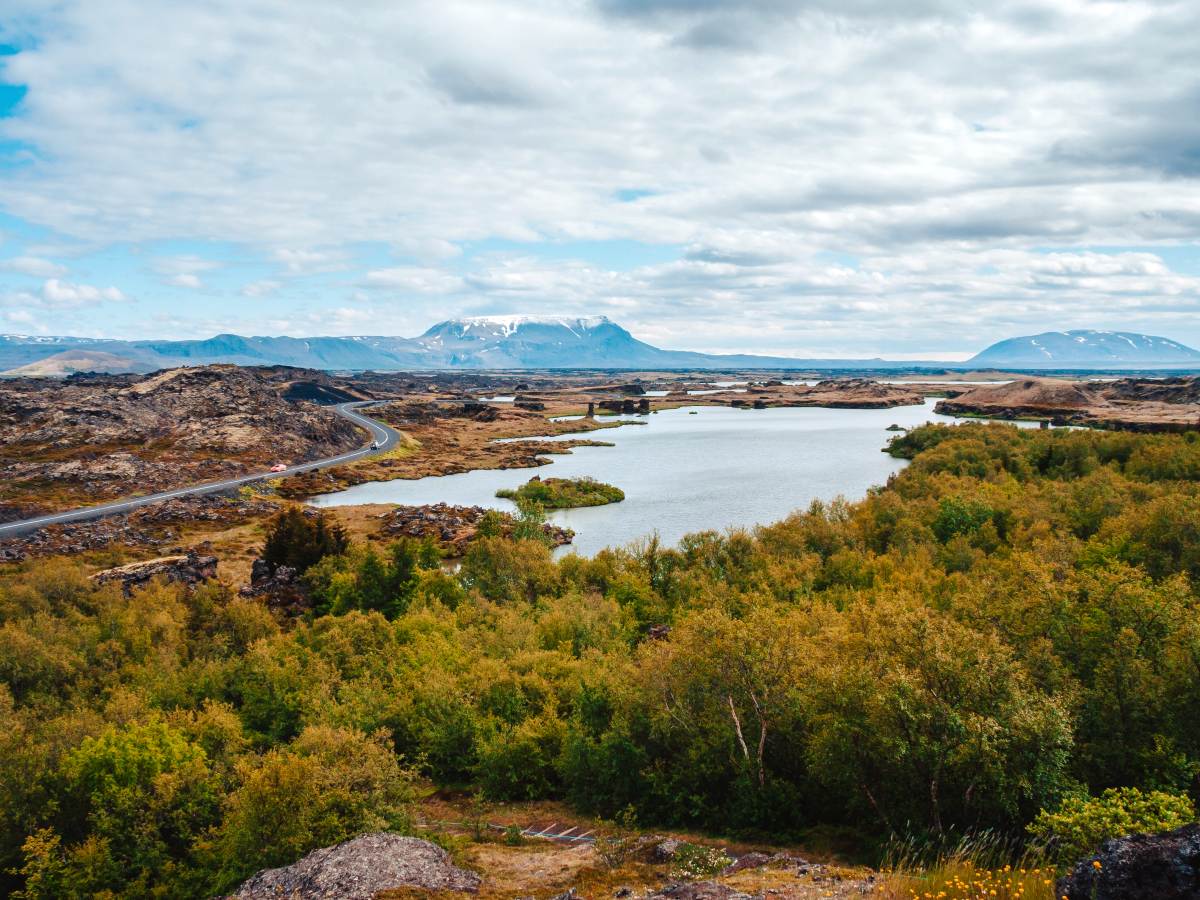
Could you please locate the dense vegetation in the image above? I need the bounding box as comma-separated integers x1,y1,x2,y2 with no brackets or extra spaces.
3,422,1200,896
496,475,625,508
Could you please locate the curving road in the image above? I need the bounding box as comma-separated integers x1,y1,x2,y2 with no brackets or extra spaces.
0,401,401,540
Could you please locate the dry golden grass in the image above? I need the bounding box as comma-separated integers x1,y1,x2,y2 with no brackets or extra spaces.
877,859,1058,900
404,795,881,899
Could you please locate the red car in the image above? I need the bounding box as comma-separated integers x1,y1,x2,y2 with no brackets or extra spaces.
269,464,288,473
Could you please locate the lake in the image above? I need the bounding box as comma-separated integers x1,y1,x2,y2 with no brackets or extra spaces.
309,400,1029,556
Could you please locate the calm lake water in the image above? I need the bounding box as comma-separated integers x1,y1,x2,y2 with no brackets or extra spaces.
310,400,1027,556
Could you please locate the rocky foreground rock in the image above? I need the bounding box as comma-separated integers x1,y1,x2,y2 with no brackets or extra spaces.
936,375,1200,431
383,502,573,552
0,365,362,509
90,549,218,595
0,493,278,560
1057,822,1200,899
231,833,480,899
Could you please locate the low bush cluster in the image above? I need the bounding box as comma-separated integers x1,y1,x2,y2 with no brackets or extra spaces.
497,476,625,509
4,422,1200,895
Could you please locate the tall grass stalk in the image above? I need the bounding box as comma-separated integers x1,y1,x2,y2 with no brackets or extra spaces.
877,830,1057,900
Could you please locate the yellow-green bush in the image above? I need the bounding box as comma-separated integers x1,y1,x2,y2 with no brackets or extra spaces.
1029,787,1196,862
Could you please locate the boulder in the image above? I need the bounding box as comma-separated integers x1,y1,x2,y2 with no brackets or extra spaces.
1057,823,1200,900
231,832,480,899
249,557,272,584
239,560,308,614
652,839,685,862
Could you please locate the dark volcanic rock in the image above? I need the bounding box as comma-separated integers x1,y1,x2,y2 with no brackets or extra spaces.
382,502,572,553
936,376,1200,432
240,561,308,614
91,549,217,595
231,832,480,899
648,883,752,899
1057,823,1200,900
1,494,278,562
652,839,685,862
0,365,362,509
721,851,771,875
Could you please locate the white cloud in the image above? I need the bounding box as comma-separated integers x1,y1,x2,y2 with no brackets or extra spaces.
0,256,67,277
241,279,281,297
151,254,220,289
3,309,39,327
40,278,128,308
0,0,1198,351
273,248,349,275
362,267,465,293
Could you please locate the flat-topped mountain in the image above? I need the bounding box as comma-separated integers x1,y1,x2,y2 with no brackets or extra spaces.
414,315,716,368
969,329,1200,368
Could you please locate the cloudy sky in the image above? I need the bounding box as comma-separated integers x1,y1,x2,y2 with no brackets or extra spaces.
1,0,1198,358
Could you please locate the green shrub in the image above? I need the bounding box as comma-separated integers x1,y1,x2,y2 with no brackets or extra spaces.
497,476,624,509
670,842,733,880
211,725,415,890
474,715,565,800
1028,787,1196,862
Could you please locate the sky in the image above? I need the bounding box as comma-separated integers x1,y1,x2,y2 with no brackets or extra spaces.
0,0,1199,360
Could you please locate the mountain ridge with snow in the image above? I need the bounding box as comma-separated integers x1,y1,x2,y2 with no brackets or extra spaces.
3,323,1199,375
969,329,1200,367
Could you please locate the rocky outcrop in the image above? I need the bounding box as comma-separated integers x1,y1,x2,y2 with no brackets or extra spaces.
1057,823,1200,900
231,833,480,899
936,376,1200,431
382,503,573,552
91,550,217,594
720,852,771,875
599,399,640,414
0,494,278,561
239,560,308,615
786,379,923,409
648,883,753,899
0,365,362,508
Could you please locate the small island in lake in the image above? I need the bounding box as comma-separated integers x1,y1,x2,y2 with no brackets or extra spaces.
497,475,625,508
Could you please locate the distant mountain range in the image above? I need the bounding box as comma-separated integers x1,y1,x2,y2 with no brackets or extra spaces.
0,316,890,375
968,330,1200,368
2,319,1198,376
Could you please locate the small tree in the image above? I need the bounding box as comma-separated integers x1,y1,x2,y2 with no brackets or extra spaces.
261,507,349,574
512,500,553,546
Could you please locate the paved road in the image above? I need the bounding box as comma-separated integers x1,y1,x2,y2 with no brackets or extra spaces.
0,401,400,540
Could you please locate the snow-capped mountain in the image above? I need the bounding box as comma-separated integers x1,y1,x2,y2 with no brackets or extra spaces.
0,317,819,373
5,321,1199,376
413,316,692,368
969,330,1200,368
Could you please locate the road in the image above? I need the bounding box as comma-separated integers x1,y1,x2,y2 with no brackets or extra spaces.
0,401,401,540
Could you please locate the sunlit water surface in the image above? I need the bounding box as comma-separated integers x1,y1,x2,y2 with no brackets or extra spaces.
310,400,1033,556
